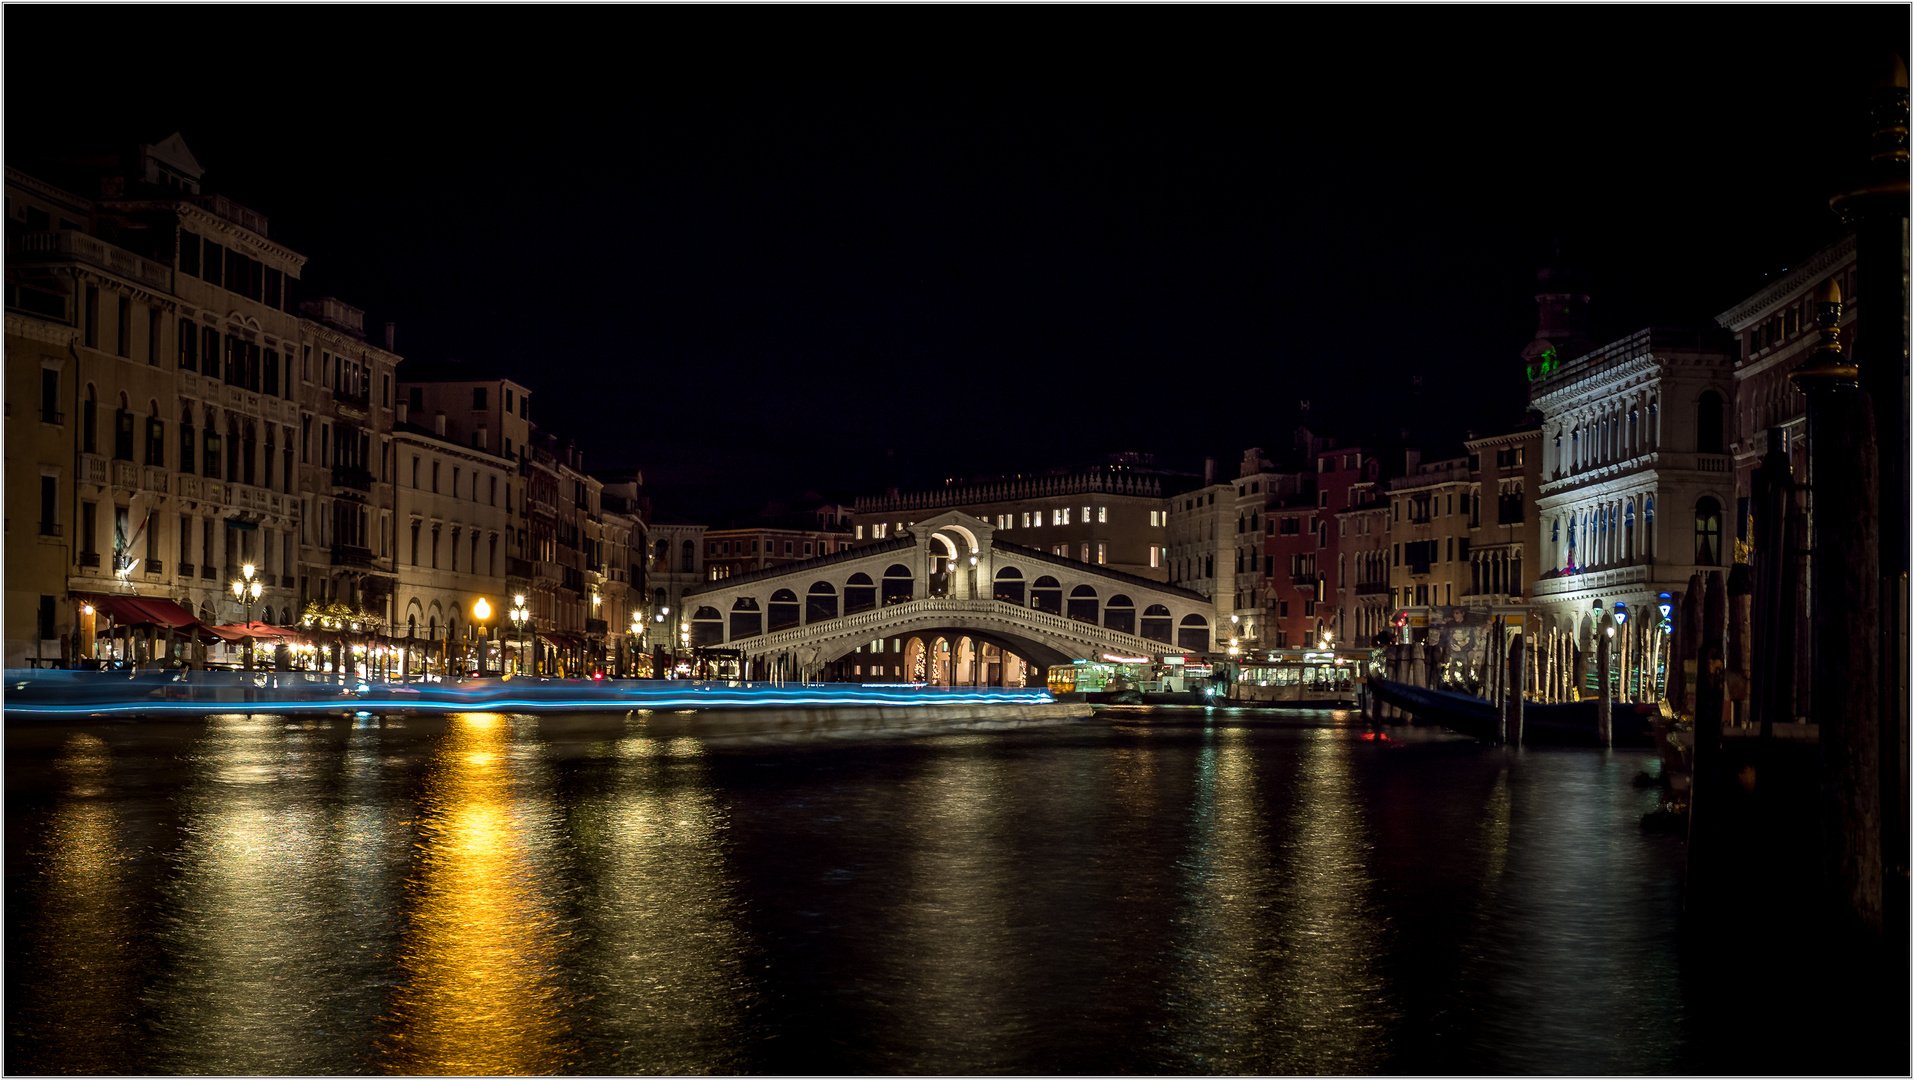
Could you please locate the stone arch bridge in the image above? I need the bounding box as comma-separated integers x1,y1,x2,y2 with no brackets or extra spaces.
680,511,1214,683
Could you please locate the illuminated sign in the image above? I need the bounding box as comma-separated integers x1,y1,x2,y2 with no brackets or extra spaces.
1101,654,1150,664
1161,655,1187,666
1184,663,1213,678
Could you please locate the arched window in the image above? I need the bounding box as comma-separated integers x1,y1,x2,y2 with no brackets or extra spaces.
1697,391,1725,454
1031,576,1062,615
179,404,196,476
1177,614,1211,652
1140,604,1172,643
680,539,695,572
993,566,1025,605
691,606,724,647
1104,594,1135,635
1067,584,1098,624
767,589,800,632
806,580,838,623
881,563,914,605
1694,497,1722,566
844,572,877,614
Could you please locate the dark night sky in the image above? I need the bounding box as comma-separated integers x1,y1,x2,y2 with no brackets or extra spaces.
9,8,1908,519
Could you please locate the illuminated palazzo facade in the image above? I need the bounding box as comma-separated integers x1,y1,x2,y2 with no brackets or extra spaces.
1528,327,1737,664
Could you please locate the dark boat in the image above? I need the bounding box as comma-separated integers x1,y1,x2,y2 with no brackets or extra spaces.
1368,677,1657,747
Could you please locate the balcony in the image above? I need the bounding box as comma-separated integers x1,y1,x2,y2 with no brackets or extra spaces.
331,464,373,492
1356,581,1390,596
78,453,108,487
585,618,608,636
38,521,61,537
41,408,62,425
112,461,140,489
201,564,216,580
179,562,195,578
8,230,173,292
79,551,100,568
144,559,163,576
330,543,375,569
281,575,295,588
506,556,534,579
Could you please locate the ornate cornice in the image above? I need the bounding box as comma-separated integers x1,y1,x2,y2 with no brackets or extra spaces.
176,203,308,269
1714,235,1857,329
5,311,79,347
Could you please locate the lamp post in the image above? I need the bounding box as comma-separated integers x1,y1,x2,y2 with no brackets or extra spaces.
473,597,493,676
510,594,529,676
631,611,645,677
230,563,262,670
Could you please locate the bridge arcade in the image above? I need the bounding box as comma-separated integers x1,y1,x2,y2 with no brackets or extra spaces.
680,511,1215,684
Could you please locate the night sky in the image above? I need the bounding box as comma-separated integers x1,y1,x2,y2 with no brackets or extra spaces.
9,8,1908,519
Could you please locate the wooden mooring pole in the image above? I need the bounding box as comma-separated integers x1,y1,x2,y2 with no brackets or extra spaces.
1792,279,1884,940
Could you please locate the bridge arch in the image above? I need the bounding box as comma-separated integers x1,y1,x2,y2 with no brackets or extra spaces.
679,509,1216,681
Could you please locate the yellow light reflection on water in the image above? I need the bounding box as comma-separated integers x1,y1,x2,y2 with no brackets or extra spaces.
566,732,748,1074
1172,724,1391,1074
23,734,134,1074
382,713,569,1075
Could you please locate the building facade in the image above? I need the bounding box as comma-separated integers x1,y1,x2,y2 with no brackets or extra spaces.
852,459,1178,582
1528,327,1737,696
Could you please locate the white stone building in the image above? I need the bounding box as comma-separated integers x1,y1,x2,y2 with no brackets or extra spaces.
1528,327,1736,694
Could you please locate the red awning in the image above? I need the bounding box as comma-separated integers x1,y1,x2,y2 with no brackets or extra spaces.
79,593,202,629
204,621,302,644
539,632,584,649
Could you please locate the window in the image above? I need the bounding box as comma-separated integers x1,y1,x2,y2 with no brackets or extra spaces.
432,462,440,493
83,287,99,348
1080,543,1090,562
1696,391,1725,454
855,525,864,539
489,476,497,505
116,296,131,357
453,467,461,498
473,387,487,409
1023,512,1032,528
1695,497,1723,565
1097,542,1107,564
145,416,164,466
505,387,514,413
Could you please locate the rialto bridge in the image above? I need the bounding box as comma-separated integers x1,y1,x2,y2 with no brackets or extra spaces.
679,511,1216,684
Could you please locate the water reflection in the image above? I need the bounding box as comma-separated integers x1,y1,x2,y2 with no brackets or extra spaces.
15,733,136,1074
883,734,1021,1072
570,731,749,1073
381,713,572,1075
147,714,352,1074
1167,720,1392,1073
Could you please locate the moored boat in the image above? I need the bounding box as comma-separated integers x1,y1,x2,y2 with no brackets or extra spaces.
1368,677,1657,747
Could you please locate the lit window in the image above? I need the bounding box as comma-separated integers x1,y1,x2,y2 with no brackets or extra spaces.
1097,542,1107,564
1150,545,1160,568
1083,505,1091,522
1024,512,1032,528
855,525,864,539
1097,506,1107,523
1063,508,1072,525
1081,543,1090,562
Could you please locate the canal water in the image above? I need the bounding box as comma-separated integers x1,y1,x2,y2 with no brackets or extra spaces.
0,706,1874,1074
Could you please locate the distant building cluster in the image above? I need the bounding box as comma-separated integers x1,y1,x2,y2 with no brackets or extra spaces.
3,134,1863,682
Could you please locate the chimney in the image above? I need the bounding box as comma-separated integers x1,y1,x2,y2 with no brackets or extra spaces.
1203,457,1215,484
435,411,446,437
397,401,408,424
384,322,395,351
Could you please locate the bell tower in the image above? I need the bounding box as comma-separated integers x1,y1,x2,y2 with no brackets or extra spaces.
1522,245,1593,386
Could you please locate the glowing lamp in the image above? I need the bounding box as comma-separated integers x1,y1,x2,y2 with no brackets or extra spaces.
474,597,492,621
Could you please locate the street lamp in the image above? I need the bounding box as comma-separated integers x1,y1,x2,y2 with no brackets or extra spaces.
473,597,493,676
230,563,262,670
509,594,529,676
